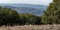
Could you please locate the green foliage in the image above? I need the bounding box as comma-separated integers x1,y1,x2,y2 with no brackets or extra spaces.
0,6,42,26
42,0,60,24
0,7,21,26
19,14,42,25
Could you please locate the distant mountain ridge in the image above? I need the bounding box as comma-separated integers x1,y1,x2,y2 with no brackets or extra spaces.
0,4,47,16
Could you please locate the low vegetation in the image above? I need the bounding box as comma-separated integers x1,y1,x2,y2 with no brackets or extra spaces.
0,24,60,30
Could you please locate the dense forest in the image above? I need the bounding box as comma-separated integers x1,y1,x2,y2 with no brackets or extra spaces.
0,0,60,26
0,7,42,26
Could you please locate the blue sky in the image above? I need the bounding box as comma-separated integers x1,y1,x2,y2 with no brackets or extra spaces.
0,0,52,5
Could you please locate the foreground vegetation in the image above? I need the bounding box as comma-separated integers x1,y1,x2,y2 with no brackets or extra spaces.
0,24,60,30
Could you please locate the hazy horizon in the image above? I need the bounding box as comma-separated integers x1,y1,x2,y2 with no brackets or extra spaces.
0,0,52,5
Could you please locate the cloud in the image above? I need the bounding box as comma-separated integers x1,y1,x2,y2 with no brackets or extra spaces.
0,0,52,5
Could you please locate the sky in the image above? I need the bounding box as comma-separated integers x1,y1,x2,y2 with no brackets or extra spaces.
0,0,52,5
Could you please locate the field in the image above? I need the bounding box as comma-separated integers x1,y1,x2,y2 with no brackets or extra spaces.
0,24,60,30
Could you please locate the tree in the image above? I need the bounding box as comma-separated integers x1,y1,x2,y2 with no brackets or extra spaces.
0,7,21,26
42,0,60,24
19,13,42,25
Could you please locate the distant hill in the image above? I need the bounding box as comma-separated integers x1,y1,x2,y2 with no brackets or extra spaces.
0,4,47,16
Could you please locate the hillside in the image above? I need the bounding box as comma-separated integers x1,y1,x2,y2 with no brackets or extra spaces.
0,4,47,16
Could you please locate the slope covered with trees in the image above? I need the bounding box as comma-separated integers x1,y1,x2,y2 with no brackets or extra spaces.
0,6,42,26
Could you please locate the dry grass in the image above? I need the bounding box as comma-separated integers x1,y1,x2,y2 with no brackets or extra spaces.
0,24,60,30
